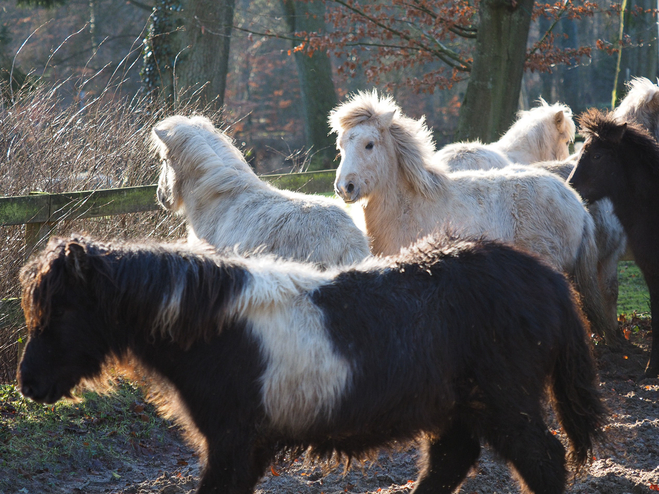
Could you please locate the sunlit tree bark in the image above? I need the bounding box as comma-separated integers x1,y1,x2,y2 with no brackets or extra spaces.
454,0,534,142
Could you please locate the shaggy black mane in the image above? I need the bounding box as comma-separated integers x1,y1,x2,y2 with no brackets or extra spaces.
579,108,659,174
20,235,248,349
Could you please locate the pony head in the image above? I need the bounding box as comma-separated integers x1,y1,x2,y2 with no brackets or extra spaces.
613,77,659,141
18,236,111,404
151,115,250,213
329,91,437,203
570,108,659,202
497,99,575,163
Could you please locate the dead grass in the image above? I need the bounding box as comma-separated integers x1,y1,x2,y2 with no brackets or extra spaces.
0,79,224,382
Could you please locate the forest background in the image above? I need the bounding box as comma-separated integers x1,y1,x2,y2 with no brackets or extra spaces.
0,4,658,491
1,0,658,175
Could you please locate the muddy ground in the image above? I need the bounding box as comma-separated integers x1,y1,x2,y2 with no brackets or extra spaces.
2,331,658,494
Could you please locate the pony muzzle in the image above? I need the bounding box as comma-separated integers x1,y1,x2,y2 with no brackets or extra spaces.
335,179,361,203
19,375,55,404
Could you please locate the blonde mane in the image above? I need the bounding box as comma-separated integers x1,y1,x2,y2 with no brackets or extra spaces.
330,90,445,199
613,77,659,141
152,115,263,201
495,99,575,163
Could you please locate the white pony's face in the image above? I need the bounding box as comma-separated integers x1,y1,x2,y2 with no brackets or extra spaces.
334,121,392,203
551,111,574,161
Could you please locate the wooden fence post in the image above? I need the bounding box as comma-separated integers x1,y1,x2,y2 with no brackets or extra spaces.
24,221,54,261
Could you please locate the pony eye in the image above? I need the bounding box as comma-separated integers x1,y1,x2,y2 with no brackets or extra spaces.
365,142,374,150
592,153,602,161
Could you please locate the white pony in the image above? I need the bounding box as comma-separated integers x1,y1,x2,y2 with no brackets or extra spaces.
330,91,617,344
151,115,370,269
436,99,576,171
613,76,659,140
436,98,622,340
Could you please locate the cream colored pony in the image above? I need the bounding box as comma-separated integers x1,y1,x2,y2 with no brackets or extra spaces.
330,91,617,344
436,100,575,171
437,99,621,342
152,115,370,269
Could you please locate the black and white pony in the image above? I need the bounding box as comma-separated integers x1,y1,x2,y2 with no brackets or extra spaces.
570,108,659,378
19,235,606,494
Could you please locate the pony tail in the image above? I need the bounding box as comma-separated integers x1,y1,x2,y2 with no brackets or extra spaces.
550,298,607,473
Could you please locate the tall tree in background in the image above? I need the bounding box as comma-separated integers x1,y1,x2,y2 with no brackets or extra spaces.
301,0,602,143
281,0,337,168
174,0,235,109
142,0,181,102
0,25,29,100
455,0,534,142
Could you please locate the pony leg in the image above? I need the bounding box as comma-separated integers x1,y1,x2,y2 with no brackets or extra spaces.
598,256,620,336
486,414,566,494
412,422,481,494
643,284,659,378
197,441,275,494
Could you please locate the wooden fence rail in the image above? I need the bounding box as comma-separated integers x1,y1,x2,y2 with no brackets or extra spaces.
0,169,337,362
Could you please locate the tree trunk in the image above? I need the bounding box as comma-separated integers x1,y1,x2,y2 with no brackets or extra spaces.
454,0,534,143
175,0,236,110
141,0,182,103
281,0,338,170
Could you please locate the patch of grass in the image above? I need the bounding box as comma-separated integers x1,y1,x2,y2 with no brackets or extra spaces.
0,379,171,490
617,261,651,316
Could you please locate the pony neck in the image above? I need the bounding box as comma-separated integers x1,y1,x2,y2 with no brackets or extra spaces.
363,161,450,256
608,159,657,233
179,161,266,232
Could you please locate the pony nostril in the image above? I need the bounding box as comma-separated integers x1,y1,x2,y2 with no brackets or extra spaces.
346,183,355,194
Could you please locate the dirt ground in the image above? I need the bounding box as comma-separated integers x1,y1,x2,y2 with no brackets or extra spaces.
3,330,658,494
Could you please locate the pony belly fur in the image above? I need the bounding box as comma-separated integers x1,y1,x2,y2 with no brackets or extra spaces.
18,235,606,494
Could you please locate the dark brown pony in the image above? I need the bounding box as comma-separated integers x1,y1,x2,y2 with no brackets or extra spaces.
570,108,659,378
19,235,605,494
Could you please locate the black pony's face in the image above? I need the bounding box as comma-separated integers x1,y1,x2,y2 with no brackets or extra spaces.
19,303,105,404
18,282,107,404
569,138,619,204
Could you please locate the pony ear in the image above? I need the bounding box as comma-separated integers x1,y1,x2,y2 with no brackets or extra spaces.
609,122,627,144
152,127,171,145
64,242,90,282
378,111,395,129
554,110,565,130
648,90,659,108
